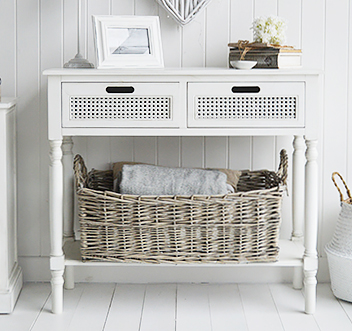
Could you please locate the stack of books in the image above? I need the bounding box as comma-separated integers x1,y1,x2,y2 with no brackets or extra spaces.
228,42,302,69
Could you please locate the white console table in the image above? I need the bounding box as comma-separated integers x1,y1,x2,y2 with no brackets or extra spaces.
44,68,321,314
0,98,23,313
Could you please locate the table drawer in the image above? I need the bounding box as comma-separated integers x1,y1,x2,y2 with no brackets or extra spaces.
62,82,180,128
188,82,305,128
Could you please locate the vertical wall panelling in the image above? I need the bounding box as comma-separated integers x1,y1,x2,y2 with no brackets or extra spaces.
277,0,302,49
135,0,159,15
252,137,276,171
229,0,253,43
321,0,350,253
348,1,352,186
228,137,251,170
40,0,63,256
182,13,206,67
301,0,325,70
16,0,41,256
157,137,181,167
0,1,16,96
111,0,134,15
254,0,277,18
158,6,182,68
63,0,78,65
110,137,134,163
180,137,204,168
204,137,228,169
205,0,230,67
86,137,112,170
133,137,157,164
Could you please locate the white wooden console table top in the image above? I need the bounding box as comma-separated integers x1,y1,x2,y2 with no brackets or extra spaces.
0,98,23,313
44,68,321,315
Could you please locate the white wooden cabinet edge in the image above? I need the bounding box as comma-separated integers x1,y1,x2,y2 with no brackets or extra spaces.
0,98,23,313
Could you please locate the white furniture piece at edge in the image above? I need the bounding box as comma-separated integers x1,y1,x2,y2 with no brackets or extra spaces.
44,68,321,315
0,98,23,313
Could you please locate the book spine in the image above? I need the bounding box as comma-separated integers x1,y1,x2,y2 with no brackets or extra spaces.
229,53,279,69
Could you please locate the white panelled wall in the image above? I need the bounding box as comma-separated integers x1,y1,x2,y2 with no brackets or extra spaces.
0,0,348,282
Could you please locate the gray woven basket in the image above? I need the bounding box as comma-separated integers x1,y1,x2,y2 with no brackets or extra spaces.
74,150,288,264
325,172,352,302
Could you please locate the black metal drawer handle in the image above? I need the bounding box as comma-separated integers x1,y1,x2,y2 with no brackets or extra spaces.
231,86,260,93
106,86,135,93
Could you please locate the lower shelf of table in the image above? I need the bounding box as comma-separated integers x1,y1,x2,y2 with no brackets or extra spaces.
63,239,304,268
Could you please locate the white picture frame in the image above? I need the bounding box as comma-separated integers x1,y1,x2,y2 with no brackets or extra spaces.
93,15,164,69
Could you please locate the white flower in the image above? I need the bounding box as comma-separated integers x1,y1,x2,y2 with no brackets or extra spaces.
251,16,287,45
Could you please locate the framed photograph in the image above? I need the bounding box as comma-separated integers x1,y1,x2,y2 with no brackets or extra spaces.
93,15,164,69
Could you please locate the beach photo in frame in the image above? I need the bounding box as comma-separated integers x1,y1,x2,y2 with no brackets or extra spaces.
93,15,164,69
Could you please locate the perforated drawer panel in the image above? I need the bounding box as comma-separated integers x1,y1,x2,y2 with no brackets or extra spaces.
188,82,305,128
62,83,180,128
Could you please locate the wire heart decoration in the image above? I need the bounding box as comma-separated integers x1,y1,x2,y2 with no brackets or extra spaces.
156,0,212,25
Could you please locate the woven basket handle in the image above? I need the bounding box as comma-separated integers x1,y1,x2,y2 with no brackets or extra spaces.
277,149,288,185
73,154,88,190
332,172,352,202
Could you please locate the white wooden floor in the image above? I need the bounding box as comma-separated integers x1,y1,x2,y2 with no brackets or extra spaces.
1,283,352,331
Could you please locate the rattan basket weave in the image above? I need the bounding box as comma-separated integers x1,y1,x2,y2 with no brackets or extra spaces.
74,150,288,264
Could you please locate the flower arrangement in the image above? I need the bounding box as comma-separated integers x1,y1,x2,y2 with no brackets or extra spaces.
251,16,286,45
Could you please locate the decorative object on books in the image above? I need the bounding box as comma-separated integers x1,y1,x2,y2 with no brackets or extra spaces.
63,0,94,68
93,15,164,69
228,41,302,69
251,16,287,45
325,172,352,302
156,0,212,25
230,60,257,70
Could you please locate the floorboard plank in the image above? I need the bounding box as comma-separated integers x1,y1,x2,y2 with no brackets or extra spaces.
313,283,352,331
31,284,85,331
269,284,319,331
103,284,146,331
64,283,115,331
140,284,176,331
338,297,352,323
176,284,212,331
208,284,247,331
0,283,50,331
239,284,283,331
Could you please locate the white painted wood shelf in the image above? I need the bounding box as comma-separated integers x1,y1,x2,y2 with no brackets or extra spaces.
0,98,23,313
44,67,322,315
63,239,305,268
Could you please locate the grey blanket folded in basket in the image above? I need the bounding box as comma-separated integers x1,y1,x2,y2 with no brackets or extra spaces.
119,164,231,196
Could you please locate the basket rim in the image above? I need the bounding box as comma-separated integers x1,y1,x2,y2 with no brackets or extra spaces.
77,184,285,201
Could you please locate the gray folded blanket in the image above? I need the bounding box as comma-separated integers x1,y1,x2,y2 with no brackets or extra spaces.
119,164,230,196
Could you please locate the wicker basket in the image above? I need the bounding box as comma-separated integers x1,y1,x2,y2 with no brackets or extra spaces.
325,172,352,302
74,150,288,264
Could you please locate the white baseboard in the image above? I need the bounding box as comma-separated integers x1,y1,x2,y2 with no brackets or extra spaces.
0,264,23,313
19,256,331,284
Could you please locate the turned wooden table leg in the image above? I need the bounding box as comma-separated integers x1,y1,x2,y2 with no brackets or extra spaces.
304,139,319,314
292,135,305,289
49,139,64,314
62,136,74,238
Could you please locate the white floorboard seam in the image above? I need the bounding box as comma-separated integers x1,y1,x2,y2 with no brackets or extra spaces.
138,286,147,331
102,284,117,330
269,284,286,331
29,290,51,331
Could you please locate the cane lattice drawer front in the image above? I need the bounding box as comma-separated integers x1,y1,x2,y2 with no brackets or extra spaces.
188,82,305,128
62,82,180,128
